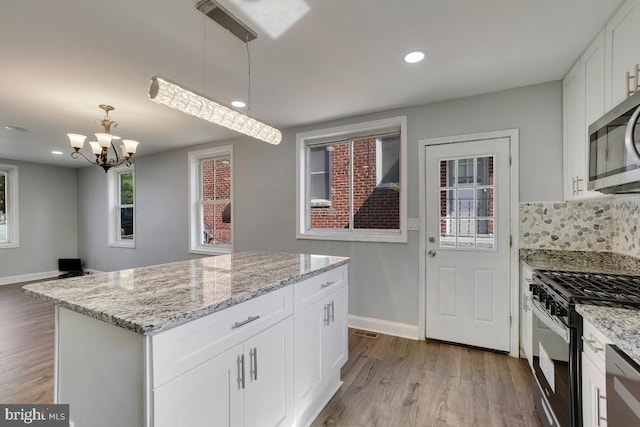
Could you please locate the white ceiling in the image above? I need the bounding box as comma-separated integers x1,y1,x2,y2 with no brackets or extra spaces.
0,0,624,168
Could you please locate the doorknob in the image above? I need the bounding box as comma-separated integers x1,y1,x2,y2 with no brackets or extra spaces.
428,250,436,257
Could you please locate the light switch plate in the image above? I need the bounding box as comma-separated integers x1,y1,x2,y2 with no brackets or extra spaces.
407,218,420,230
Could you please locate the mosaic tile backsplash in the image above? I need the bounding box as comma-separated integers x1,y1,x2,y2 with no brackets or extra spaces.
520,196,640,257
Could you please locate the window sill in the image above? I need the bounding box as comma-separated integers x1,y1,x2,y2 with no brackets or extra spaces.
189,246,232,256
297,230,407,243
108,240,135,249
0,242,19,249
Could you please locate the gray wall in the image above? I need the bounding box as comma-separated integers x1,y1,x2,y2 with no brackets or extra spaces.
0,159,78,279
76,81,563,326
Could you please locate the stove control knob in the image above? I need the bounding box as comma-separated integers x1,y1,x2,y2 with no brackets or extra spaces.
556,306,568,317
549,302,557,315
545,298,552,310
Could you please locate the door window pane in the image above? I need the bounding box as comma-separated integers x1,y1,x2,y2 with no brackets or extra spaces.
438,155,496,250
0,172,6,243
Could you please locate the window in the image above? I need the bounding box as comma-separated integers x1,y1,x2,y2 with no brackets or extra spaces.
189,146,233,254
0,164,18,248
108,166,135,248
439,155,495,249
297,116,407,242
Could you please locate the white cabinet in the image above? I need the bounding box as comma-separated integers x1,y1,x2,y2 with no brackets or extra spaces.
605,0,640,110
581,318,611,427
520,264,533,367
563,30,605,201
294,266,349,427
152,288,294,427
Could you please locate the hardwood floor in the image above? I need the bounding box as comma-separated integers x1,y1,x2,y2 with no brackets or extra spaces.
312,331,543,427
0,283,541,426
0,283,54,403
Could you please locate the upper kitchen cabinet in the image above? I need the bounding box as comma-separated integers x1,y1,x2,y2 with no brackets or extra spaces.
563,30,605,200
605,0,640,111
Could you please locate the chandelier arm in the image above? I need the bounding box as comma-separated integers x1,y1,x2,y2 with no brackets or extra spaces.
70,150,98,164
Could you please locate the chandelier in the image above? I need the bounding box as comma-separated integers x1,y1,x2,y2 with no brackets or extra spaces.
67,104,140,172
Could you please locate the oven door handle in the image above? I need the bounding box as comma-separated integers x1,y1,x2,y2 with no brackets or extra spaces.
531,298,570,343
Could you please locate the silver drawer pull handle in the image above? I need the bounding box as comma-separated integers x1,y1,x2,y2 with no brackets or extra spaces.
232,315,260,329
582,336,604,353
321,280,336,288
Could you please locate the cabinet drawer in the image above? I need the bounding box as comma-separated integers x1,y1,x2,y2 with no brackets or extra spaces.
582,317,611,372
151,286,293,388
294,266,347,310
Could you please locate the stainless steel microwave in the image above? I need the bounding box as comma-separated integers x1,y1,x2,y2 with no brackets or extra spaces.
588,90,640,193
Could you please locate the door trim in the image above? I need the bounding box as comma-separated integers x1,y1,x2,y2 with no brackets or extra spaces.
417,129,520,357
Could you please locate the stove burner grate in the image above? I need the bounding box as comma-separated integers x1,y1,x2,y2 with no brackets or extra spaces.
534,270,640,307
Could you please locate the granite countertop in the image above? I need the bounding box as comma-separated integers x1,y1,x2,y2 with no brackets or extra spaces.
520,248,640,275
576,304,640,365
23,251,349,336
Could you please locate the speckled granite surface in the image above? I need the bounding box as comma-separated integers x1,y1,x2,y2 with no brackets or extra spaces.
520,248,640,275
576,304,640,365
22,251,349,335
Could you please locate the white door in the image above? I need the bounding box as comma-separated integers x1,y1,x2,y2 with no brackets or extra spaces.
425,137,511,351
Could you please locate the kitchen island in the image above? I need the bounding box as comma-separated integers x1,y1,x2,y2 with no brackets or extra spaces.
23,251,349,427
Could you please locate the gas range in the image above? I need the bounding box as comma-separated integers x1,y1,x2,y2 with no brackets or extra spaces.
531,270,640,324
528,269,640,427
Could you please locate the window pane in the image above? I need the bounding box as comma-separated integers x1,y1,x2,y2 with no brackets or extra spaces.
309,141,349,229
457,158,474,185
457,219,475,248
440,160,455,187
477,219,494,249
476,156,493,185
440,219,455,248
378,134,399,184
476,188,493,217
119,207,134,240
202,202,231,247
201,156,231,201
119,171,134,205
352,136,399,230
457,189,474,218
440,190,454,218
0,172,6,243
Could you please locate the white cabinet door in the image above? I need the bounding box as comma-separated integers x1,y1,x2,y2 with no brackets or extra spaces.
563,60,587,200
294,300,325,419
244,318,294,427
323,286,349,373
605,0,640,110
153,344,244,427
584,30,606,128
582,352,608,427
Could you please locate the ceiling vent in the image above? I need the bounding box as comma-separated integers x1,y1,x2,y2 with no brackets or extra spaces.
196,0,257,42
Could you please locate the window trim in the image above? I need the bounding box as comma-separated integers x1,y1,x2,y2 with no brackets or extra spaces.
296,116,407,243
188,145,233,255
0,164,19,249
108,165,135,248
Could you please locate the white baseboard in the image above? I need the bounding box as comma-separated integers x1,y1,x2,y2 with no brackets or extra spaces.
0,270,59,286
348,314,420,340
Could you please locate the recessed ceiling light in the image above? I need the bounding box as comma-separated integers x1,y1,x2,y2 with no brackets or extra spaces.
51,150,63,155
404,50,426,64
231,100,246,108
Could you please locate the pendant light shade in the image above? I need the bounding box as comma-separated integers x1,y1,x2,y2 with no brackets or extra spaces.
148,75,282,145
